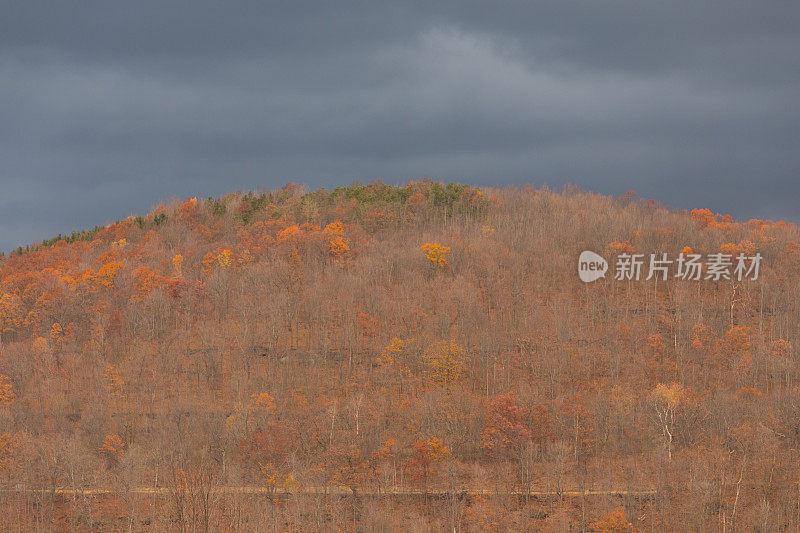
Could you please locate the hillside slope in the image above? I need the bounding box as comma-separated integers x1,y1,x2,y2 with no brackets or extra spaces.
1,181,799,530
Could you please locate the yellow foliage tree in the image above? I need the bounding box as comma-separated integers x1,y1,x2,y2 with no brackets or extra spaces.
649,382,688,461
424,436,450,462
218,249,234,268
201,249,235,274
201,251,217,274
173,254,183,276
377,337,406,367
424,341,466,385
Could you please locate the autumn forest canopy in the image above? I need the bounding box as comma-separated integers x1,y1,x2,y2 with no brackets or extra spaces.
2,180,800,530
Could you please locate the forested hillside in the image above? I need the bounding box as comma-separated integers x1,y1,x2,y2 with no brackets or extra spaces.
1,180,799,530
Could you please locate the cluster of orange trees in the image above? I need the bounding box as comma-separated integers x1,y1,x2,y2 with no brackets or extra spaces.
0,180,799,530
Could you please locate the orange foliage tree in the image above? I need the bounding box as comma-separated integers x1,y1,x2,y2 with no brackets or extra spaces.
590,507,634,532
0,433,19,473
407,436,450,490
0,376,15,405
104,365,125,401
0,293,24,337
101,434,125,460
481,393,529,458
421,243,450,268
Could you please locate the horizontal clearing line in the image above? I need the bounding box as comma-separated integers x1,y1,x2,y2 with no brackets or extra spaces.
0,487,657,497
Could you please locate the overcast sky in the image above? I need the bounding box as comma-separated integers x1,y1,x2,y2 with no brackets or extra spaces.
1,2,798,251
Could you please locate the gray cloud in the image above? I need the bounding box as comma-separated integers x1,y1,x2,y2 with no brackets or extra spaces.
1,2,799,250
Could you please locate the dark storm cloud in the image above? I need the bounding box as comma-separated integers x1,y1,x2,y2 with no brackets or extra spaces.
1,1,799,250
